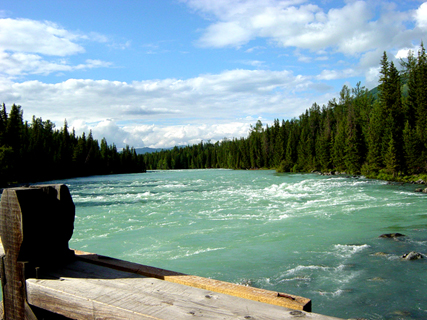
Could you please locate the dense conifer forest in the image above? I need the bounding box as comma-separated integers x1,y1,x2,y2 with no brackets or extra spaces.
0,105,146,186
144,49,427,182
2,49,427,186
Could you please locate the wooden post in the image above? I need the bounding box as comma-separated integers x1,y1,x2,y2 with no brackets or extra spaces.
0,184,75,320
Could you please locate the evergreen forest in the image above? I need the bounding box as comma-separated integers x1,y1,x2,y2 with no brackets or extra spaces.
2,49,427,186
0,105,146,186
144,49,427,182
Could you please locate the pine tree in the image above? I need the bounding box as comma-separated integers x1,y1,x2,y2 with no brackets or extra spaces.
344,105,362,174
402,120,421,174
401,50,418,128
384,135,398,177
0,103,7,145
415,43,427,170
5,104,23,150
332,117,346,172
367,101,384,172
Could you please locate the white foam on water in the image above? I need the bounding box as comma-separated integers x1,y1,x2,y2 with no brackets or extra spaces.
264,182,310,199
278,275,312,283
385,202,408,207
88,233,109,239
317,289,346,297
161,183,187,188
386,254,404,261
333,244,370,258
331,269,362,285
277,213,290,220
170,247,226,260
136,191,152,197
74,194,106,203
407,238,427,246
284,265,333,276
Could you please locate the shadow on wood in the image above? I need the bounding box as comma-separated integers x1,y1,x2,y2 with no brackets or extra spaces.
0,185,75,320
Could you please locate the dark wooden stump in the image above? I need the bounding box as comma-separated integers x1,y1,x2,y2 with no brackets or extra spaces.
0,184,75,320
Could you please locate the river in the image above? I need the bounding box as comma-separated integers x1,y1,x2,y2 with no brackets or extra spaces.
35,170,427,319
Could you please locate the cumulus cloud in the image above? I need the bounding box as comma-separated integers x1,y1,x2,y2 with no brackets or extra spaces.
415,2,427,29
120,122,252,148
89,120,135,146
0,18,84,56
1,69,314,121
186,0,419,53
185,1,381,54
0,18,112,78
317,68,359,81
183,0,425,86
0,51,112,76
0,68,319,147
69,119,253,149
394,47,422,59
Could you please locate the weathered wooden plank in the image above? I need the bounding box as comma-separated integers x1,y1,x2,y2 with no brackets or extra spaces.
0,184,76,320
26,259,341,320
74,249,312,312
0,187,31,319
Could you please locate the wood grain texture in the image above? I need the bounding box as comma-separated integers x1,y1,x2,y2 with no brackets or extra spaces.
0,184,75,320
26,259,341,320
0,188,29,319
74,249,312,312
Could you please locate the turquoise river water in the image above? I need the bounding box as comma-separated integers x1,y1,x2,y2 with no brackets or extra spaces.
22,170,427,318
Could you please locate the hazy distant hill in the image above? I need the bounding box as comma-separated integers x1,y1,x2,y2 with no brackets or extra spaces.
368,73,408,100
134,147,171,154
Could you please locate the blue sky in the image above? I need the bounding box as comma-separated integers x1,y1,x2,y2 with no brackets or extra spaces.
1,0,426,148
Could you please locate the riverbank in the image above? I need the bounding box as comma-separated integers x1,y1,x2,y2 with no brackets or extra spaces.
276,166,427,189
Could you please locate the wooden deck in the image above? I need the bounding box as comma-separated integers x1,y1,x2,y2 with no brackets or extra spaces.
0,243,342,320
0,184,343,320
26,253,342,320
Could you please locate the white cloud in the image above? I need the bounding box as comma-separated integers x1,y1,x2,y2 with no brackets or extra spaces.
0,68,320,148
415,2,427,29
121,122,252,148
395,47,419,59
185,0,421,58
72,120,253,149
317,68,359,81
0,18,113,78
184,0,423,88
1,69,314,121
90,120,134,146
245,45,265,53
0,51,112,76
238,59,266,67
0,18,84,56
199,21,254,47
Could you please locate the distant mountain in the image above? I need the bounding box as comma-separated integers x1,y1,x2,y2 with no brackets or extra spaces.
368,72,408,100
134,147,171,154
368,86,379,100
